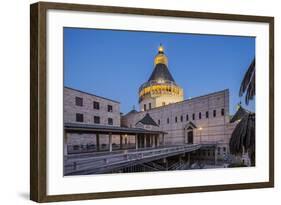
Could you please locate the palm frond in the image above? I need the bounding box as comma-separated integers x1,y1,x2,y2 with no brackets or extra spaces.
239,58,255,105
229,112,255,155
230,106,249,123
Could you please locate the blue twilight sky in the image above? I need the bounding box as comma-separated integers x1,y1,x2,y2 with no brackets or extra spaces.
64,28,255,115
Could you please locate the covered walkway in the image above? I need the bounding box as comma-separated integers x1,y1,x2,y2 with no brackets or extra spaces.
64,123,167,156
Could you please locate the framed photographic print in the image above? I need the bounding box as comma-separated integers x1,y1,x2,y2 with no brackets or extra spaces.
30,1,274,202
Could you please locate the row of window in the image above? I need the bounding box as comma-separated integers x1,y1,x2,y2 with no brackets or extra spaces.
158,109,225,125
76,113,113,125
143,103,152,111
75,97,113,112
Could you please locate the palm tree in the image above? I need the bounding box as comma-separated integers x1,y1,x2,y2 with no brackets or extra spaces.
229,58,256,166
239,58,255,105
229,106,255,166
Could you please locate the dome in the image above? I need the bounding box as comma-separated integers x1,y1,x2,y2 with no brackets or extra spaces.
138,44,184,110
148,63,175,82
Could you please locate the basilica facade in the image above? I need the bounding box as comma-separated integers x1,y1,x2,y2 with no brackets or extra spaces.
63,44,236,163
122,45,235,160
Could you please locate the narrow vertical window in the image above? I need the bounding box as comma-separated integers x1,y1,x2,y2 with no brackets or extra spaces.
199,112,201,119
158,120,160,125
180,115,183,122
149,103,152,110
206,111,209,118
192,113,195,120
167,118,169,124
221,108,225,116
108,118,113,125
213,110,216,117
144,104,147,111
175,116,178,123
186,114,189,121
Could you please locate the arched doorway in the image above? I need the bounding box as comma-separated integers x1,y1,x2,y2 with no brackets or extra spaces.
187,130,193,144
184,121,197,144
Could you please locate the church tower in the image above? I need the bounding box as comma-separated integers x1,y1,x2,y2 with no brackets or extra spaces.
139,44,184,111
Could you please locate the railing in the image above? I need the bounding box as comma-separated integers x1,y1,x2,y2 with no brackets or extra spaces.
64,144,201,175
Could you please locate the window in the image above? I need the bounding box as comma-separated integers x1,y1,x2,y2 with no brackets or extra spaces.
108,118,113,125
213,110,216,117
108,105,113,112
192,113,195,120
75,97,83,106
158,120,160,125
162,102,166,106
186,114,189,121
144,104,147,111
175,116,177,123
180,115,183,122
206,111,209,118
223,147,226,152
149,103,152,110
199,112,202,119
221,108,225,116
94,116,100,124
217,147,221,155
93,101,100,110
76,113,83,122
167,118,169,124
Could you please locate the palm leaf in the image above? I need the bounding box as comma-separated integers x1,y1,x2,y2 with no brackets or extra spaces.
239,58,255,105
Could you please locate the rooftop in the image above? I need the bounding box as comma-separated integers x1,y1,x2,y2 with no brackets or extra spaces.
64,86,120,104
64,123,166,135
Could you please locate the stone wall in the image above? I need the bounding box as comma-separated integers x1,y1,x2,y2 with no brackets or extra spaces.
122,89,234,159
64,87,120,126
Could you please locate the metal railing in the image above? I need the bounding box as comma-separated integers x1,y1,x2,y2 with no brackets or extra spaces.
64,144,201,175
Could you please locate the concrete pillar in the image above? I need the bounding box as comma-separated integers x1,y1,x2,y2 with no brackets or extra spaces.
63,130,68,157
120,134,123,150
144,135,147,148
109,133,112,152
187,153,190,167
96,133,100,152
155,135,158,147
214,147,217,165
135,134,138,150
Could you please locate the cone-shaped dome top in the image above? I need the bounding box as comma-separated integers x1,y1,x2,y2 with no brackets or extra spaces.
149,44,175,83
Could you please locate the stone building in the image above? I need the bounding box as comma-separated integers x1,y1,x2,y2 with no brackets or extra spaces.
63,44,236,162
122,45,235,161
64,87,164,154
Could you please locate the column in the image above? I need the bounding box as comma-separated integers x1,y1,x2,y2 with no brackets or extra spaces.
214,147,217,165
135,134,138,150
120,134,123,150
109,133,112,152
63,130,68,157
184,128,187,143
162,133,165,146
155,135,158,147
187,153,190,167
144,135,147,148
152,135,155,148
96,133,100,152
